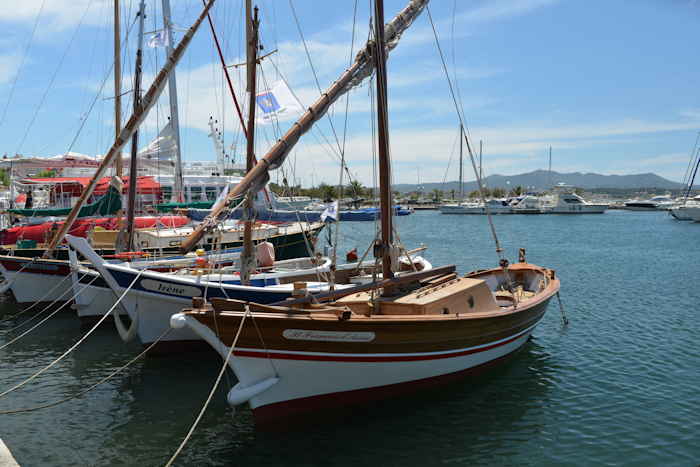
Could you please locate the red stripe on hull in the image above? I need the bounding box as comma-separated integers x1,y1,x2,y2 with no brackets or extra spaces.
232,322,537,363
252,341,529,427
0,259,71,276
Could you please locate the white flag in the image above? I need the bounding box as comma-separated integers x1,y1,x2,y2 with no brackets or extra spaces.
320,201,338,222
255,80,303,124
148,29,170,48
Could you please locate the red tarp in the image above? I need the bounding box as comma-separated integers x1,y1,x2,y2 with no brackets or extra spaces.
0,215,189,245
23,176,161,196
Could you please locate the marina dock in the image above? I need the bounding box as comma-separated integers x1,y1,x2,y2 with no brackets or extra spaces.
0,438,19,467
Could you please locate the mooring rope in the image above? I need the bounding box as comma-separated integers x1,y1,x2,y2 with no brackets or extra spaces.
0,274,99,351
0,327,172,414
0,268,146,399
1,271,90,334
165,306,250,467
556,292,569,326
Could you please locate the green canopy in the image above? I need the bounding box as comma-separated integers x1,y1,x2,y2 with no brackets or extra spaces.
9,181,122,217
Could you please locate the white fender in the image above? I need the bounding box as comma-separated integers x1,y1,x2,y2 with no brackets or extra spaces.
227,377,279,406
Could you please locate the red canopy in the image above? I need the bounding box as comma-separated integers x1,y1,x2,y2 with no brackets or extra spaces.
22,176,161,196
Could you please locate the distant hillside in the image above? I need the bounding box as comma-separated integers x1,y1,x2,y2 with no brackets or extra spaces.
394,170,688,193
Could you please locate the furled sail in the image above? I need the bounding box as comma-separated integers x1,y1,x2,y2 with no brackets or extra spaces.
180,0,429,252
137,121,179,162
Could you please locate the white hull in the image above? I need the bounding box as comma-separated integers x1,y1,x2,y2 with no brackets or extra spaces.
686,206,700,222
71,276,129,321
176,313,542,413
670,207,693,221
0,269,72,303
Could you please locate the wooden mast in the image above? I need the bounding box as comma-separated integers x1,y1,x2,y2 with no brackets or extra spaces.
43,0,219,257
124,0,146,252
374,0,394,284
240,1,259,285
114,0,123,177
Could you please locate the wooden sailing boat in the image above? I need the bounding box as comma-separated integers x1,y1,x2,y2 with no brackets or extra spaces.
170,0,561,425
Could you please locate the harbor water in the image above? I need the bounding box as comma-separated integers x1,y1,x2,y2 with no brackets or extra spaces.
1,210,699,466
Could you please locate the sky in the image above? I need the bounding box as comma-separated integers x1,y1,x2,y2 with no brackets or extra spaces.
0,0,699,188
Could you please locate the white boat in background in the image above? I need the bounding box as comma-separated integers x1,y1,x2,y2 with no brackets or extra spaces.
543,185,608,214
274,195,312,210
685,205,700,222
440,199,512,214
669,195,700,220
510,195,544,214
624,195,674,211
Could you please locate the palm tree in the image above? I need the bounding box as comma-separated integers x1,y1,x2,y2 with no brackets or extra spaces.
431,188,442,202
318,183,336,201
348,180,365,199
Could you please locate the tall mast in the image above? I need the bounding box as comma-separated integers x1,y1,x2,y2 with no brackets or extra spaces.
240,0,259,286
114,0,123,177
548,145,552,189
44,0,219,256
178,0,429,254
161,0,184,202
124,0,147,252
458,124,463,200
374,0,394,283
479,139,483,182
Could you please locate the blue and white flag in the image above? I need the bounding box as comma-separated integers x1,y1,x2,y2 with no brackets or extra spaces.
256,81,303,124
320,201,338,223
148,29,170,48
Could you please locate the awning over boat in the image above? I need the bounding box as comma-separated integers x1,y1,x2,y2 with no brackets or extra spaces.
20,176,161,196
8,177,123,217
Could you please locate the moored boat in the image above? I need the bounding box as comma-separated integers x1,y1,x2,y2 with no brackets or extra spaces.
173,260,559,424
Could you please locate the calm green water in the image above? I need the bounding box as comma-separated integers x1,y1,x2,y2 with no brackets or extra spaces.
1,210,699,466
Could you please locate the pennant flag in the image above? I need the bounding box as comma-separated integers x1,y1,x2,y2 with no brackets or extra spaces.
256,81,303,124
320,200,338,223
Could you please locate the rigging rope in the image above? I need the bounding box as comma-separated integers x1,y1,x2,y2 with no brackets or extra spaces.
331,0,360,287
0,274,97,352
425,6,506,262
65,14,140,156
0,0,46,133
287,0,345,158
16,0,96,154
165,305,250,467
0,327,172,415
0,268,146,400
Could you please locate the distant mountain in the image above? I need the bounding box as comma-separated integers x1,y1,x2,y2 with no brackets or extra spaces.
394,170,687,193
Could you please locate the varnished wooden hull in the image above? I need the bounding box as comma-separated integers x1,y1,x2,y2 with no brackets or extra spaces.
177,270,558,424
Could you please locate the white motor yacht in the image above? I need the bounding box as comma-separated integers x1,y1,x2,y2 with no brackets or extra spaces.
624,195,674,211
510,195,544,214
439,198,512,214
543,186,608,214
